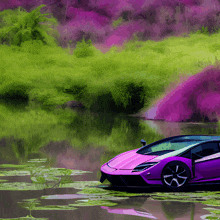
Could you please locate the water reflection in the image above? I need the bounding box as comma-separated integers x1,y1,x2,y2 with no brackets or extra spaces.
2,109,219,166
102,198,209,220
0,110,220,219
102,206,157,219
145,120,220,137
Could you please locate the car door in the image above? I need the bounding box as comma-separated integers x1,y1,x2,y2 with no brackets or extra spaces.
193,142,220,180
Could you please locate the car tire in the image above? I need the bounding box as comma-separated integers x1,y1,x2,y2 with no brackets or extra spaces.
161,161,191,192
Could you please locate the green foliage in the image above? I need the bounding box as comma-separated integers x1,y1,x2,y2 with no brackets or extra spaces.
32,205,77,210
20,40,44,54
204,208,220,220
28,88,73,110
0,5,58,47
73,37,94,58
63,78,87,101
196,26,210,35
0,80,30,104
112,17,123,27
90,58,119,77
18,199,41,218
110,74,151,112
0,182,37,190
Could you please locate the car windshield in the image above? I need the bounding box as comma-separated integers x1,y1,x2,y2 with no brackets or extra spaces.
137,139,202,155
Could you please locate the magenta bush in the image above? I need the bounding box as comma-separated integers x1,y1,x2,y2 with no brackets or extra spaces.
104,21,145,46
153,66,220,122
0,0,21,11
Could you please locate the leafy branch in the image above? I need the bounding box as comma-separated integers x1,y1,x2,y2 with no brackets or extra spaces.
0,4,58,47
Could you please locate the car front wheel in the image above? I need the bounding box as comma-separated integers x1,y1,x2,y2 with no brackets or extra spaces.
161,161,190,191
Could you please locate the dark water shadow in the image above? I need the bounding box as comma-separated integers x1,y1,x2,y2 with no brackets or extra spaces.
99,182,220,194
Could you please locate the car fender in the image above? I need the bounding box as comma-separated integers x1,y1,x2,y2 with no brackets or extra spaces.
141,156,193,180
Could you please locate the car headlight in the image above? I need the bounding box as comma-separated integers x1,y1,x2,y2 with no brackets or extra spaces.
132,162,159,172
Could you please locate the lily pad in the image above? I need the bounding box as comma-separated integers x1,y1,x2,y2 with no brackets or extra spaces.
0,182,42,190
41,194,99,200
60,181,101,189
0,218,48,220
32,205,78,210
107,190,147,197
30,168,91,177
202,208,220,220
31,175,61,184
0,170,31,176
28,158,47,163
76,187,109,195
69,199,118,207
202,199,220,206
149,191,220,206
0,164,29,169
67,181,147,197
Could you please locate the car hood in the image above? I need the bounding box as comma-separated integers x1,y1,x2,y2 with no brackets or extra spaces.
107,150,158,170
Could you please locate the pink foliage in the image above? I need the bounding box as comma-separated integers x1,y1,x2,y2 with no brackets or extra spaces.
104,21,145,46
148,66,220,122
88,0,118,17
57,15,108,46
66,7,109,26
0,0,21,10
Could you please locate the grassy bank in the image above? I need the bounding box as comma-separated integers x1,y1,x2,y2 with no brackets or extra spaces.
0,31,218,114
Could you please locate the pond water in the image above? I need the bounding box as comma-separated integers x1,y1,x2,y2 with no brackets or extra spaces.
0,110,220,220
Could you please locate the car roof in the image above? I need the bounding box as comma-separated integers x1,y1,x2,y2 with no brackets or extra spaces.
171,135,220,141
137,135,220,155
150,138,220,161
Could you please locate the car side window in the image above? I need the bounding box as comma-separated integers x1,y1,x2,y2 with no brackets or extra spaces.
200,142,219,157
192,142,220,159
191,145,203,159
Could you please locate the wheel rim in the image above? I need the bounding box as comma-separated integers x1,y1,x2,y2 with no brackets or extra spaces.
163,164,188,188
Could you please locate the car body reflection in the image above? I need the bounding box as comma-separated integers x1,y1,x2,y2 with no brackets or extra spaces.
101,198,210,220
101,206,157,218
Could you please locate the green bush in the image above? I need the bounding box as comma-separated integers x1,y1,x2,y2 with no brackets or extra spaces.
112,17,124,28
110,76,147,113
90,58,119,77
0,5,58,47
20,40,44,54
196,26,210,35
29,88,73,110
63,77,88,101
73,38,94,58
0,81,30,103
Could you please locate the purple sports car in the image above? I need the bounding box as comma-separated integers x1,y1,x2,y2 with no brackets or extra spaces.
100,135,220,191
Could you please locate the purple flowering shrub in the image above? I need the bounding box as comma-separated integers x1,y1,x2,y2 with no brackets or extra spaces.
1,0,220,48
153,66,220,122
0,0,21,11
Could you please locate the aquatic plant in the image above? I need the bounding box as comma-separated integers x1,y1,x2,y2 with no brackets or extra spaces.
0,218,48,220
0,159,87,191
203,207,220,220
18,199,41,218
